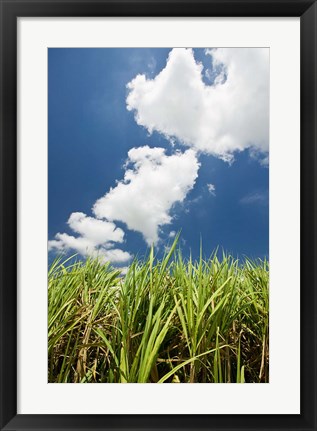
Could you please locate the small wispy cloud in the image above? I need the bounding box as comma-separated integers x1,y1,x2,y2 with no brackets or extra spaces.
248,148,269,167
190,195,203,205
207,183,216,195
183,194,203,214
240,191,268,206
147,56,157,73
204,68,212,82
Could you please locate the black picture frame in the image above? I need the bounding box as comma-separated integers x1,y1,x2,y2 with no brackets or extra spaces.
1,0,316,430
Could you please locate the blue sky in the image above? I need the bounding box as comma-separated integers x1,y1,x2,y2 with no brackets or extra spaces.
48,48,269,268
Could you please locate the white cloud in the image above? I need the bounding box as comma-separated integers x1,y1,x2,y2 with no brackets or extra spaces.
67,212,125,245
100,248,132,263
204,68,212,82
147,56,157,73
119,266,129,275
207,183,216,195
240,191,268,206
48,233,93,256
168,230,176,238
93,146,200,245
48,212,132,264
249,147,269,167
126,48,269,162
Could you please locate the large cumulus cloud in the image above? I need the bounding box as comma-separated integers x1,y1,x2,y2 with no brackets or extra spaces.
126,48,269,162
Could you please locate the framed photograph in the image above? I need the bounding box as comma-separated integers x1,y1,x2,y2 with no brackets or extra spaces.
0,0,316,430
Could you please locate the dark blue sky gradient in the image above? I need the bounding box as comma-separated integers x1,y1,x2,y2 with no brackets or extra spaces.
48,48,269,264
